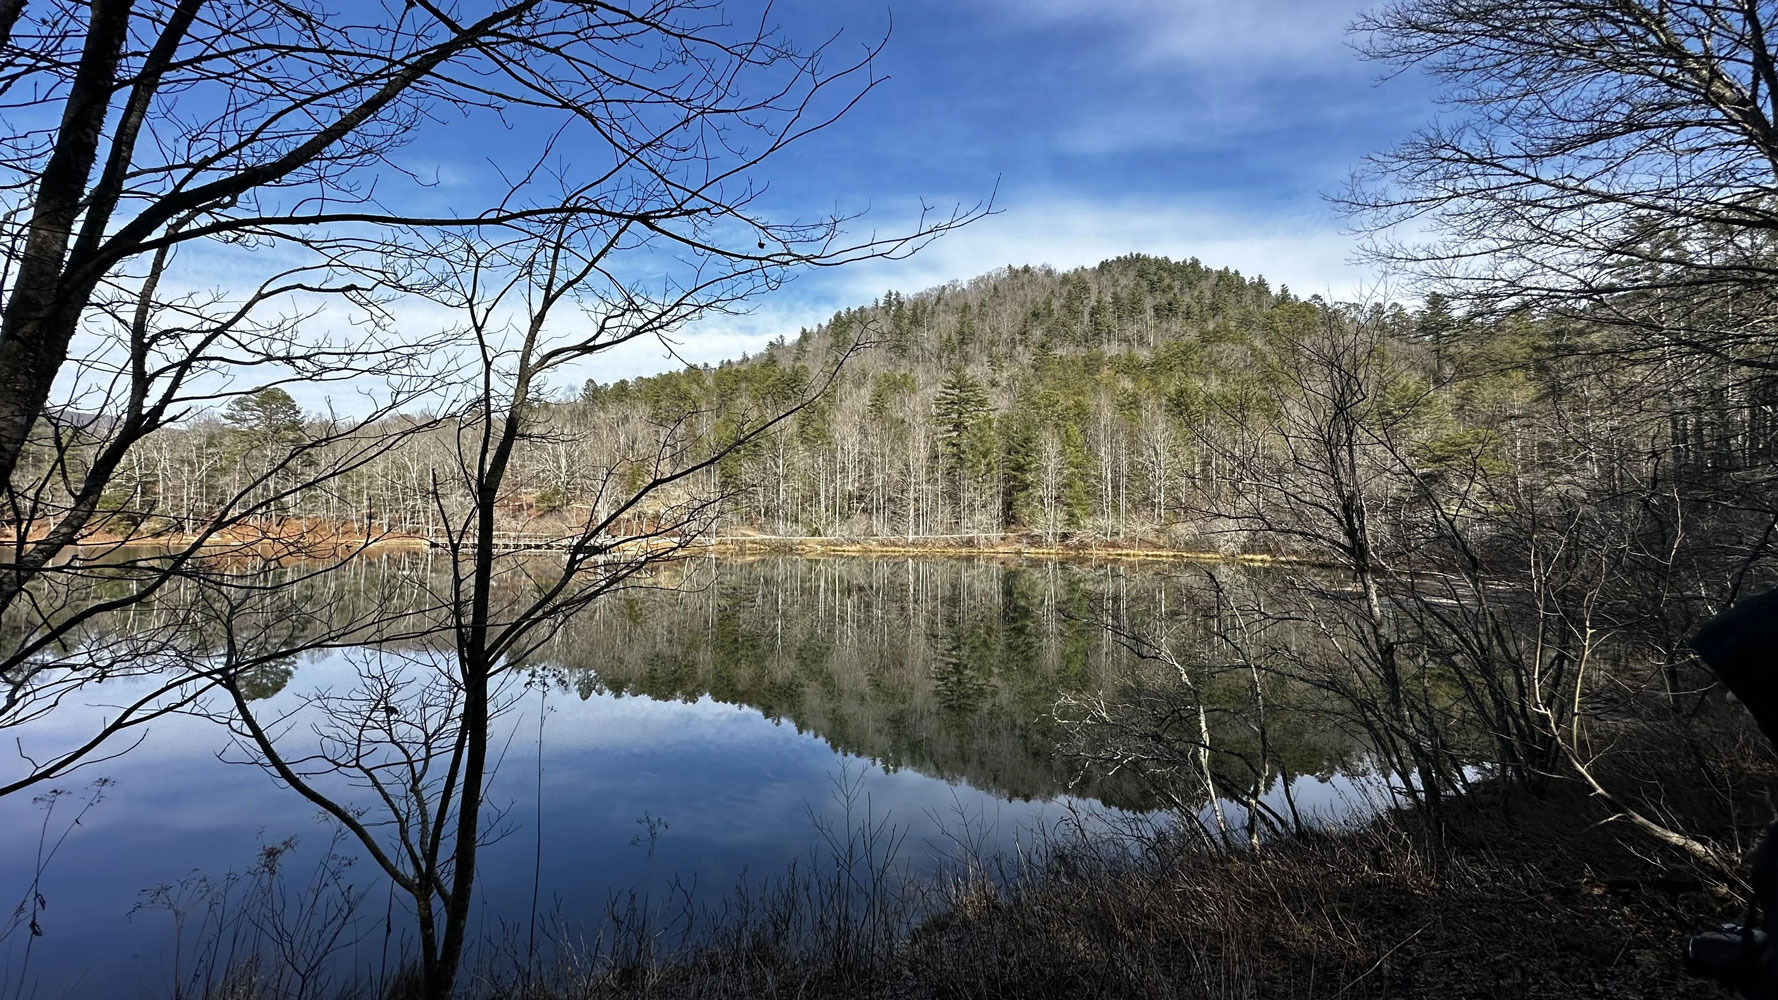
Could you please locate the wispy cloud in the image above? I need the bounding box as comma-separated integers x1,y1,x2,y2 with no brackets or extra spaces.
1010,0,1366,73
573,305,831,388
979,0,1380,156
104,191,1381,408
819,192,1373,305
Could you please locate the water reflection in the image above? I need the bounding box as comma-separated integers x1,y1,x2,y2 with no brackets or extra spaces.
0,556,1378,997
550,557,1365,810
552,558,1144,806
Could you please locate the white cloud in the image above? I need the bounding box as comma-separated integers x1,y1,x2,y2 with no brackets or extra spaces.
570,304,830,388
987,0,1378,155
1011,0,1367,72
816,193,1374,304
70,194,1380,412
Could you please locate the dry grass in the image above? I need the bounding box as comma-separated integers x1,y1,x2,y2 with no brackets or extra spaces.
187,722,1773,1000
484,777,1747,1000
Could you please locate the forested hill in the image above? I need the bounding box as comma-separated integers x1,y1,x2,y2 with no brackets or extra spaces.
72,245,1758,574
562,253,1488,544
75,251,1546,551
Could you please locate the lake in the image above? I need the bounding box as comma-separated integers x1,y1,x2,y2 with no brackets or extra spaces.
0,556,1387,998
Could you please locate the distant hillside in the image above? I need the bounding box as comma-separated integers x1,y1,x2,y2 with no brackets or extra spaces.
71,252,1507,551
567,254,1333,543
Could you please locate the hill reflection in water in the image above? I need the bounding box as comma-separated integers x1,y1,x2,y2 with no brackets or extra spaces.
0,555,1374,997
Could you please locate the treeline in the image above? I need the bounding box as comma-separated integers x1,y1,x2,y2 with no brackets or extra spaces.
566,251,1771,557
37,250,1778,578
22,254,1292,542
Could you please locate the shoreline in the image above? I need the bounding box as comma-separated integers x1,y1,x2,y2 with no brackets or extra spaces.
12,524,1319,566
691,533,1309,565
487,738,1758,1000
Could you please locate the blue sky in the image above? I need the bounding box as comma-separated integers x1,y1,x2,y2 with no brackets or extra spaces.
567,0,1434,382
111,0,1436,410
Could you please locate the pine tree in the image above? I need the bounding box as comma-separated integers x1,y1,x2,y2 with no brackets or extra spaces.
223,387,304,443
933,368,995,529
1416,292,1456,343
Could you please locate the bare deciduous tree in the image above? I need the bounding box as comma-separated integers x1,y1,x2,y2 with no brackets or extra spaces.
185,19,981,990
1350,0,1778,370
0,1,982,805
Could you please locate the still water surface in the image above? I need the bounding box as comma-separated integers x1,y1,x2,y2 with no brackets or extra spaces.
0,557,1384,998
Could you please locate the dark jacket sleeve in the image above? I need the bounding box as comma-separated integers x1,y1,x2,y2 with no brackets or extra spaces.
1690,586,1778,749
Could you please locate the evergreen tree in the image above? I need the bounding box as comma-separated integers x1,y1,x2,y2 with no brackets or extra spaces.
933,367,995,528
223,387,305,443
1416,292,1457,344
